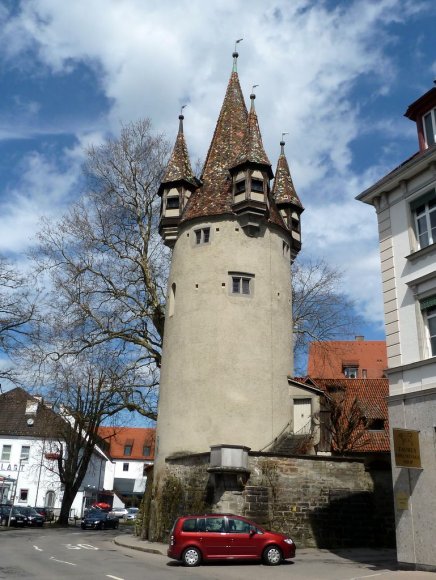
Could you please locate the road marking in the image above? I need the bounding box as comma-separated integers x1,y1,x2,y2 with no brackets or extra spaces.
106,575,124,580
49,556,77,566
63,544,81,549
33,545,43,551
351,574,388,579
77,543,99,550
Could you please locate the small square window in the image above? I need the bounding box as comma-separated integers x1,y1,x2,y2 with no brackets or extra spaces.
166,196,179,209
194,227,210,245
123,463,129,472
230,274,253,296
235,180,246,194
251,178,264,193
19,489,29,502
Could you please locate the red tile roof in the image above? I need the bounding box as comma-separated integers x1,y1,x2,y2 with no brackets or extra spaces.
98,426,155,460
309,378,390,453
307,340,387,379
161,114,197,188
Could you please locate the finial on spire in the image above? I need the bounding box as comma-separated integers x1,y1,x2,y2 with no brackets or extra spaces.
280,132,289,154
233,38,243,72
179,105,187,132
250,85,258,111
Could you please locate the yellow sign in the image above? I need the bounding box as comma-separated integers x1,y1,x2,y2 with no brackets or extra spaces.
393,428,422,469
396,492,409,510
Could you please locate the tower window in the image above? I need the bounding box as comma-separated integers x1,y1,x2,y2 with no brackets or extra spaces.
235,180,246,194
230,275,253,296
251,178,264,193
195,227,210,245
166,196,179,209
423,109,436,148
123,463,129,472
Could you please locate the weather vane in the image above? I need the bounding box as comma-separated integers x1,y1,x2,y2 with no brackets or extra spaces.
281,132,289,142
180,104,187,115
252,84,259,93
234,38,243,52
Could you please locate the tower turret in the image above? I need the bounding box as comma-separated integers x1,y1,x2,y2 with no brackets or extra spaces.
158,112,199,247
229,91,274,235
272,139,304,259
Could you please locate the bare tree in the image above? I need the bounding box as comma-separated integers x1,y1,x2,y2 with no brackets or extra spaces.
292,257,361,374
0,256,37,383
320,391,369,453
35,342,156,525
32,119,170,417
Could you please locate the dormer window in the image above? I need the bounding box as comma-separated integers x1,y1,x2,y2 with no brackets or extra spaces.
423,109,436,147
166,196,179,209
235,180,246,194
251,178,264,193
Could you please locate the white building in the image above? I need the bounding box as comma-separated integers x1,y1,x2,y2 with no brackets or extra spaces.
99,426,155,505
0,387,113,518
357,83,436,572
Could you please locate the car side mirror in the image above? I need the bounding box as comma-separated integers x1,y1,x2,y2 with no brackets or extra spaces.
249,528,256,537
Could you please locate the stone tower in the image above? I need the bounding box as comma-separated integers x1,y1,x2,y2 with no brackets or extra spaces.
155,51,303,471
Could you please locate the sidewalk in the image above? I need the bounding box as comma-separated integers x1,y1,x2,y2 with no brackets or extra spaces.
113,536,436,578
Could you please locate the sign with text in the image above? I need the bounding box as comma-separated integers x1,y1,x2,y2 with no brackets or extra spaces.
393,428,422,469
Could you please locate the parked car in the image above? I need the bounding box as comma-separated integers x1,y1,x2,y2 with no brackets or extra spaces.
124,507,139,521
110,507,128,519
14,506,44,527
168,514,296,567
81,509,119,530
34,507,55,522
0,505,27,527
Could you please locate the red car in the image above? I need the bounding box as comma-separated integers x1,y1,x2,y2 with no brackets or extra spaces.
168,514,296,567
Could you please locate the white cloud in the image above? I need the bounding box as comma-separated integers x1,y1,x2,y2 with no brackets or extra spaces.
0,0,431,330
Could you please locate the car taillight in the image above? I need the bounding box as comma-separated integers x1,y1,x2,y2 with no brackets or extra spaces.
170,534,175,546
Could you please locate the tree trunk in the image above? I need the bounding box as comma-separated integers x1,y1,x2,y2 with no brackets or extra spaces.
58,489,77,526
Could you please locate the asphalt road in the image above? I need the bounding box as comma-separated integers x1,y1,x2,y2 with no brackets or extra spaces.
0,526,434,580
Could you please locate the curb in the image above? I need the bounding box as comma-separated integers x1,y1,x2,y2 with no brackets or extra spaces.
113,537,166,556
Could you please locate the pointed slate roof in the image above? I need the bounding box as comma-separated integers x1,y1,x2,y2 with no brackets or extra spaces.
179,53,290,233
161,114,197,188
182,66,248,221
272,141,303,209
231,93,272,174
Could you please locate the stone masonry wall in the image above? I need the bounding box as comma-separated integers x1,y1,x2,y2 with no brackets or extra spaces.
153,452,395,548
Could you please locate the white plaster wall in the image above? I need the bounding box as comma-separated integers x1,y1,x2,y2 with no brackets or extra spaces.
156,216,293,464
0,435,109,517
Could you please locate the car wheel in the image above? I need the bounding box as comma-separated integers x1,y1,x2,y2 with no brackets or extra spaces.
182,547,202,567
101,522,105,530
114,521,119,529
263,545,283,566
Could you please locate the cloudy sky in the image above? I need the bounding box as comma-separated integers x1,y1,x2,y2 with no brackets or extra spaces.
1,0,435,343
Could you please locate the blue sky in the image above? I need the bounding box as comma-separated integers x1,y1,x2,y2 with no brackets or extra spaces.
0,0,436,362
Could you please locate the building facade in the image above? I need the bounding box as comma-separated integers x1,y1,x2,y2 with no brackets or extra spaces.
0,388,111,518
99,426,155,505
357,84,436,571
